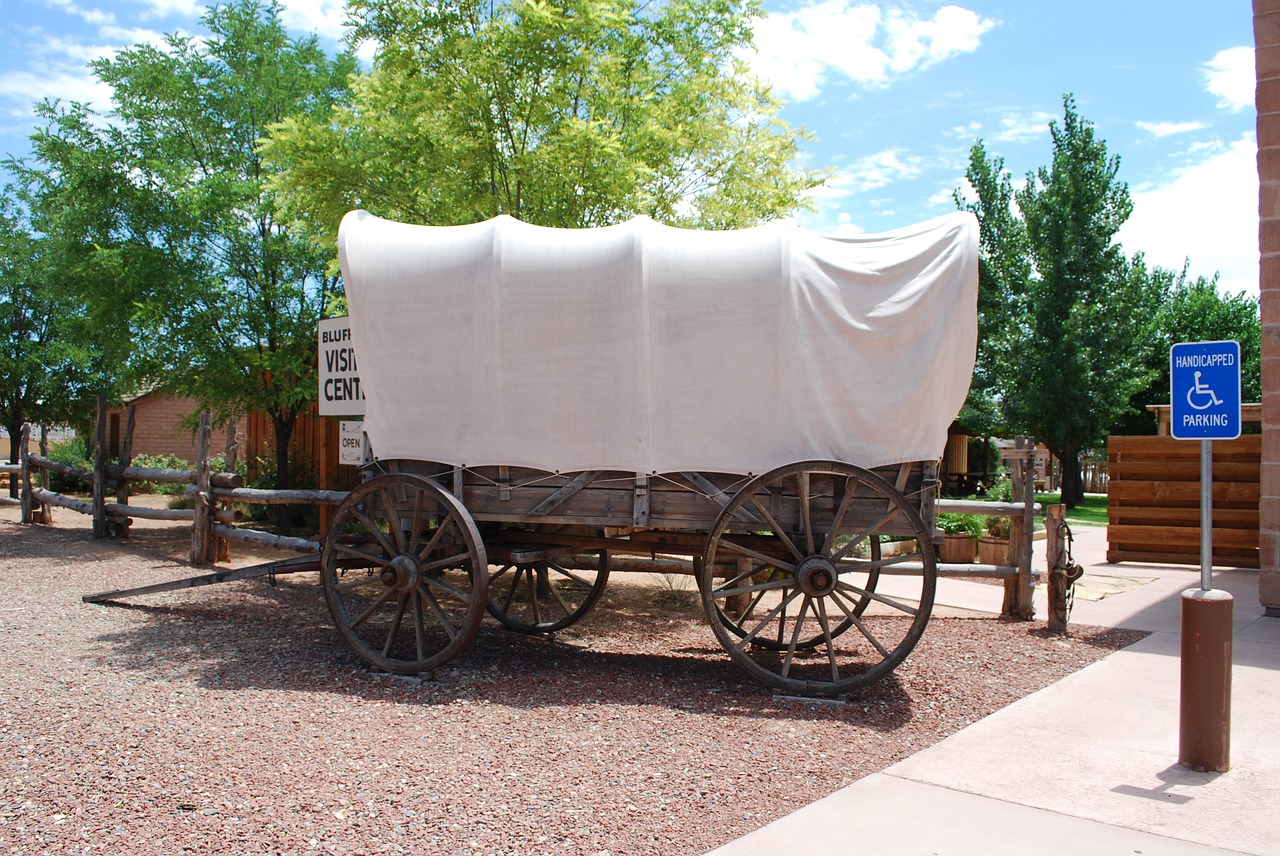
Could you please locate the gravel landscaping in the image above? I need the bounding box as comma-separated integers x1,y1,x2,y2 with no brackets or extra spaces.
0,517,1144,855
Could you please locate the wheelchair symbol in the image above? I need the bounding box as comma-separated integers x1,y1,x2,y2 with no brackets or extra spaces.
1187,371,1223,411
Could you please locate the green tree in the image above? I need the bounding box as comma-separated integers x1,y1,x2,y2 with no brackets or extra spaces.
19,0,357,522
263,0,822,241
1112,262,1261,435
958,95,1157,507
0,187,107,481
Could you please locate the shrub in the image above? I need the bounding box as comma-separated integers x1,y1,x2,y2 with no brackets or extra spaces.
129,453,193,494
45,438,92,493
937,512,984,537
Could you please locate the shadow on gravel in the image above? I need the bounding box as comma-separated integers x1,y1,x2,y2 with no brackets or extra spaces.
84,571,918,729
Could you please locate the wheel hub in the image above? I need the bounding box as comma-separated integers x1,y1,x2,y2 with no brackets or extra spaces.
796,555,839,597
381,554,422,592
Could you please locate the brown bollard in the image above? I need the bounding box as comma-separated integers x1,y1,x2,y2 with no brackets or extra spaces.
1179,588,1233,772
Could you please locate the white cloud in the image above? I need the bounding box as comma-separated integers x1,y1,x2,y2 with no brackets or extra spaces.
1118,134,1259,295
750,2,995,102
279,0,349,43
1202,46,1254,113
45,0,116,27
993,109,1056,143
0,67,113,113
1136,120,1207,138
131,0,206,20
837,147,925,192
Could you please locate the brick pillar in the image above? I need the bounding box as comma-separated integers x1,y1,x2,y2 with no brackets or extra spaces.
1257,0,1280,614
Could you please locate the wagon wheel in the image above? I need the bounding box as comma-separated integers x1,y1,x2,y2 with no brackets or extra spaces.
321,473,488,674
711,539,882,651
698,461,935,697
486,549,610,634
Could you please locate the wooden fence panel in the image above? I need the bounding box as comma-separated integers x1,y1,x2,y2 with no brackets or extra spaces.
1106,435,1260,568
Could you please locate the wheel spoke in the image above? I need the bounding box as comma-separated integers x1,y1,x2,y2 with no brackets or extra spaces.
413,589,428,659
825,475,860,557
334,542,392,568
747,495,804,562
407,489,425,556
418,583,458,640
422,551,475,575
351,507,398,559
834,580,920,616
500,566,523,613
830,507,900,563
415,513,455,564
716,537,796,574
730,587,805,650
798,472,815,555
381,488,408,554
713,575,794,600
423,572,477,605
350,586,396,629
829,591,892,658
815,598,840,682
383,593,409,657
780,595,813,679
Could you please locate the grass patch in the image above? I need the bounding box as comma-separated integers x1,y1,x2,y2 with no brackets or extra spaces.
1035,492,1108,527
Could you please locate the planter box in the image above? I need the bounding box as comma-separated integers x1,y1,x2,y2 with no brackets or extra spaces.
937,533,976,563
977,535,1010,565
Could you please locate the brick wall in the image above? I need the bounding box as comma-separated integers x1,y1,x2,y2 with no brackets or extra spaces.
1257,0,1280,613
106,394,244,466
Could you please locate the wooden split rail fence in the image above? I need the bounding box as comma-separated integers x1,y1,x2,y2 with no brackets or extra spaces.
5,402,1056,621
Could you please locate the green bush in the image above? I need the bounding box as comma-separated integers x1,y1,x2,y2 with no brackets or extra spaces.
937,512,984,537
130,452,192,494
45,438,92,493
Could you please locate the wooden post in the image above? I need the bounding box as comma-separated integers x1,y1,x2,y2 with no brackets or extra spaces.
19,424,32,525
318,415,334,536
1001,436,1036,619
1046,504,1072,631
113,403,136,538
36,425,51,523
223,416,239,473
92,395,107,539
190,412,214,565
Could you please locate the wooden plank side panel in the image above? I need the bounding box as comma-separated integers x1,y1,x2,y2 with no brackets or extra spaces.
1106,434,1260,569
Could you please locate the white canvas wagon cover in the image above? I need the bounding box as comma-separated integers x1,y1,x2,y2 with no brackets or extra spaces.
337,210,979,475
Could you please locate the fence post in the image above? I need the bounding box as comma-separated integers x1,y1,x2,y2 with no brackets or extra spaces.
37,425,51,523
92,395,108,539
190,411,214,565
112,403,136,538
1046,504,1073,631
19,423,32,525
1002,435,1037,619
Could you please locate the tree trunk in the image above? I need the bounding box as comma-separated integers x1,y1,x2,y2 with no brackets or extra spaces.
1056,445,1085,508
7,425,21,499
272,410,297,535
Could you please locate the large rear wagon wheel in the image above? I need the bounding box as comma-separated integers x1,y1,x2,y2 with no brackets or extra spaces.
698,461,936,697
321,473,488,674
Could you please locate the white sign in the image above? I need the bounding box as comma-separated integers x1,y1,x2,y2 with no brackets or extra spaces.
318,316,365,416
339,421,365,466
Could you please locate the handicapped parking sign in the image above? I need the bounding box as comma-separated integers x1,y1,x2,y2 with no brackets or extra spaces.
1170,340,1241,440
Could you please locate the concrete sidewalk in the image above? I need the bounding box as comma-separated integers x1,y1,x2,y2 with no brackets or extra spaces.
708,523,1280,856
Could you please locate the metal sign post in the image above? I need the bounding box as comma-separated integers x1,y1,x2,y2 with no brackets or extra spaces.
1169,340,1239,773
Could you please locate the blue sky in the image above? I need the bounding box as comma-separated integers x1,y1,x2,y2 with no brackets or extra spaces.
0,0,1260,294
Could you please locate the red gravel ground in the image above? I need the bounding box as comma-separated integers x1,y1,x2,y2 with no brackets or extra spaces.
0,519,1144,855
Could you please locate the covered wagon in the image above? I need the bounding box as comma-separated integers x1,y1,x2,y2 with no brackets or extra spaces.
326,209,979,697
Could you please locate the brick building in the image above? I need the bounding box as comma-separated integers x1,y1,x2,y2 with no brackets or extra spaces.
105,391,243,464
1256,1,1280,613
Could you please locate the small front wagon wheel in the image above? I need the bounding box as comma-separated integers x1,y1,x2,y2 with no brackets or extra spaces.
698,461,936,697
321,473,488,674
486,551,609,635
